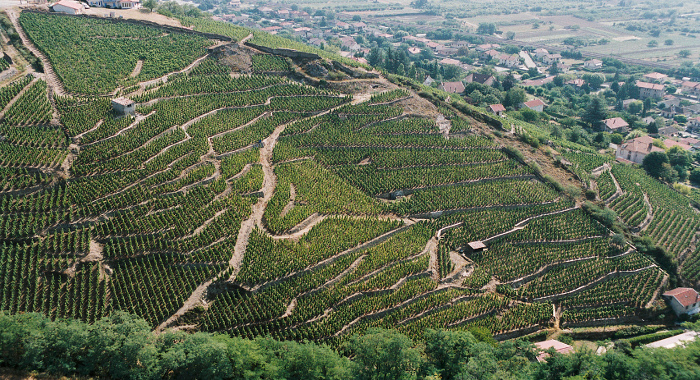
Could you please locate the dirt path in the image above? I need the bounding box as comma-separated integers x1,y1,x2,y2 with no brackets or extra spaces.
607,169,624,203
227,119,287,279
638,193,654,231
82,111,153,147
6,10,67,96
130,60,144,78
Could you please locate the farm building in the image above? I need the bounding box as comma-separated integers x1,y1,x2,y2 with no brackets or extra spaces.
662,288,700,317
466,241,486,253
542,54,561,65
535,340,574,363
489,104,505,117
112,97,135,115
52,0,83,14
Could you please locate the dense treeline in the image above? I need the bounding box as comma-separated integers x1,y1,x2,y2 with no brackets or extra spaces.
1,312,699,380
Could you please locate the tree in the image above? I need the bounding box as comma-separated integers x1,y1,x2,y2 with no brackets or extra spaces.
548,64,560,76
665,39,674,46
502,74,516,91
648,40,658,48
642,151,671,179
520,108,539,122
528,67,539,77
582,96,607,127
689,168,700,185
352,15,362,21
647,121,659,134
503,87,526,108
668,146,691,168
679,50,691,58
628,100,643,114
477,23,496,35
344,329,424,380
506,31,515,40
143,0,157,11
582,73,605,89
422,330,478,379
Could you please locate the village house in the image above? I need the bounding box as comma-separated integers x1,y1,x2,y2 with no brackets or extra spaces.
439,58,461,66
451,40,470,49
436,46,458,56
660,105,686,119
534,340,574,363
407,47,421,56
542,53,561,65
556,62,571,73
682,81,700,97
521,99,546,112
663,139,693,151
583,59,603,70
658,125,679,138
637,81,665,99
689,116,700,129
566,78,585,88
438,81,465,94
475,43,500,51
663,288,700,317
465,73,496,87
533,48,549,60
489,104,506,117
481,49,500,61
644,72,668,83
498,54,520,68
603,117,630,133
615,135,663,164
52,0,84,13
522,76,554,87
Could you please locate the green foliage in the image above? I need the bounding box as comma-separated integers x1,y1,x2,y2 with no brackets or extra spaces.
20,12,211,94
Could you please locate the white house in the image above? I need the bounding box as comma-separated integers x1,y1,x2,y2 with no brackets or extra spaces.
498,53,520,68
542,53,561,65
615,135,664,164
584,59,603,70
52,0,84,14
521,99,546,112
662,288,700,317
533,48,549,60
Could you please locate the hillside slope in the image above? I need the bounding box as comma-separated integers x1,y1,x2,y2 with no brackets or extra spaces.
0,11,692,344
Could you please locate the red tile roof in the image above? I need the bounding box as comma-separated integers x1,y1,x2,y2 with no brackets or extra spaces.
637,81,665,91
663,288,700,307
489,104,506,113
54,0,83,10
523,99,546,108
619,135,664,155
604,117,629,130
535,340,574,363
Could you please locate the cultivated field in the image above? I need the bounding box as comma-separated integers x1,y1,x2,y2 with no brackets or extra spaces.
0,11,693,344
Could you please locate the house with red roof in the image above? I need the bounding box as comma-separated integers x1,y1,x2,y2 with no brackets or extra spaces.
603,117,630,133
52,0,84,14
489,104,505,117
662,288,700,316
615,135,663,164
438,81,465,94
637,81,665,99
521,99,546,112
534,340,574,363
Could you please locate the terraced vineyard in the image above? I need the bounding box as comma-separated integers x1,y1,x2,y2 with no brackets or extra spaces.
0,11,687,345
